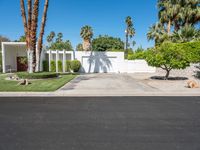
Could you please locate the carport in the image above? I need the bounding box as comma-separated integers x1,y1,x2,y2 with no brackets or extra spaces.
1,42,27,73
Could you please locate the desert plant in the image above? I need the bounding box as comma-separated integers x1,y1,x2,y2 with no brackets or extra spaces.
71,60,81,72
50,60,56,72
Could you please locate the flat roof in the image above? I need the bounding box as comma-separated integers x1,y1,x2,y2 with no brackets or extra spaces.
2,42,26,46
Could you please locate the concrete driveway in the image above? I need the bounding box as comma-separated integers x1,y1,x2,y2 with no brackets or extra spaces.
58,74,159,96
57,73,200,96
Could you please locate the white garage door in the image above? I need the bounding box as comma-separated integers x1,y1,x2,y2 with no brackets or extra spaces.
82,56,118,73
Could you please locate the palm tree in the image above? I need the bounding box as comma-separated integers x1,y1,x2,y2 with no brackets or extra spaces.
20,0,49,73
47,31,55,43
56,33,63,43
36,0,49,72
158,0,180,34
147,22,168,46
80,25,93,51
171,25,200,42
125,16,135,50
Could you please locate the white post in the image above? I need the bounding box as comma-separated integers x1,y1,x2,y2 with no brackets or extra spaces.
56,50,59,73
2,43,6,73
49,50,52,72
63,50,66,73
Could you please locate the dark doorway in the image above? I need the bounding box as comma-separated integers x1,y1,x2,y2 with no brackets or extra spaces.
17,57,28,72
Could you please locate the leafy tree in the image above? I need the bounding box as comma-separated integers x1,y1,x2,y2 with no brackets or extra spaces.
76,43,84,51
80,25,93,51
145,42,196,79
15,35,26,42
92,35,124,51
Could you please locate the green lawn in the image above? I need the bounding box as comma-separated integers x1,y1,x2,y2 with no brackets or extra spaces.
0,74,77,92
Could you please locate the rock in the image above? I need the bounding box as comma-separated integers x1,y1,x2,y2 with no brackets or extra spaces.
187,80,199,88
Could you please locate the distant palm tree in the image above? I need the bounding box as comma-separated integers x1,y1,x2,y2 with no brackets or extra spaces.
80,25,93,51
47,31,55,45
125,16,135,50
56,32,63,43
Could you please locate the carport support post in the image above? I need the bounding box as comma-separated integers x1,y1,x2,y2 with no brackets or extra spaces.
49,50,52,72
63,50,66,73
56,50,59,73
2,43,5,73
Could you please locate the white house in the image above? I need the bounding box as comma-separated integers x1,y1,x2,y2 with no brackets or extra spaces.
1,42,156,73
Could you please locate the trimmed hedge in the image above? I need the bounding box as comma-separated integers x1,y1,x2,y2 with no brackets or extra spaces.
128,51,147,60
50,60,56,72
58,60,63,72
66,60,71,72
71,60,81,72
43,60,49,72
17,72,59,79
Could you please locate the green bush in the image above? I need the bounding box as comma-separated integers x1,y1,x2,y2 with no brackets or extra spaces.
17,72,59,79
128,51,146,60
58,60,63,72
70,60,81,72
42,60,49,72
50,60,56,72
66,60,71,72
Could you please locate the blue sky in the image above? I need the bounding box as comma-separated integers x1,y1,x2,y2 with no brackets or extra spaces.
0,0,158,49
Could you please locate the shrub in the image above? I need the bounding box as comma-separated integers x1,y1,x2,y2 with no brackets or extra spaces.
42,60,49,72
70,60,81,72
17,72,58,79
128,51,146,60
58,60,63,72
50,60,56,72
66,60,71,72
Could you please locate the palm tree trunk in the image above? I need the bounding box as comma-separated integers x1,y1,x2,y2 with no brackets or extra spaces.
83,39,91,51
125,33,129,59
167,19,171,35
30,0,39,72
36,0,49,72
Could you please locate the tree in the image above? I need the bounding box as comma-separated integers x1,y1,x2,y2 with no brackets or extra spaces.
20,0,49,73
125,16,135,56
80,25,93,51
147,22,168,46
145,42,200,79
47,31,55,45
92,35,124,51
0,35,10,50
76,43,84,51
171,25,200,42
15,35,26,42
47,32,73,51
56,32,63,43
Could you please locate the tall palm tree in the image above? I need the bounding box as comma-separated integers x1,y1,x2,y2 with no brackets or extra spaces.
36,0,49,72
147,22,168,46
80,25,93,51
20,0,50,73
125,16,135,50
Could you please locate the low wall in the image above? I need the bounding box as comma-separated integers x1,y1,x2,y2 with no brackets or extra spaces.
74,51,156,73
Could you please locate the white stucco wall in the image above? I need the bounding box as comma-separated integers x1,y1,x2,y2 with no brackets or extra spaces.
74,51,156,73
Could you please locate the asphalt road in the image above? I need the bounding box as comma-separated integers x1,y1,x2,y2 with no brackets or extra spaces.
0,97,200,150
